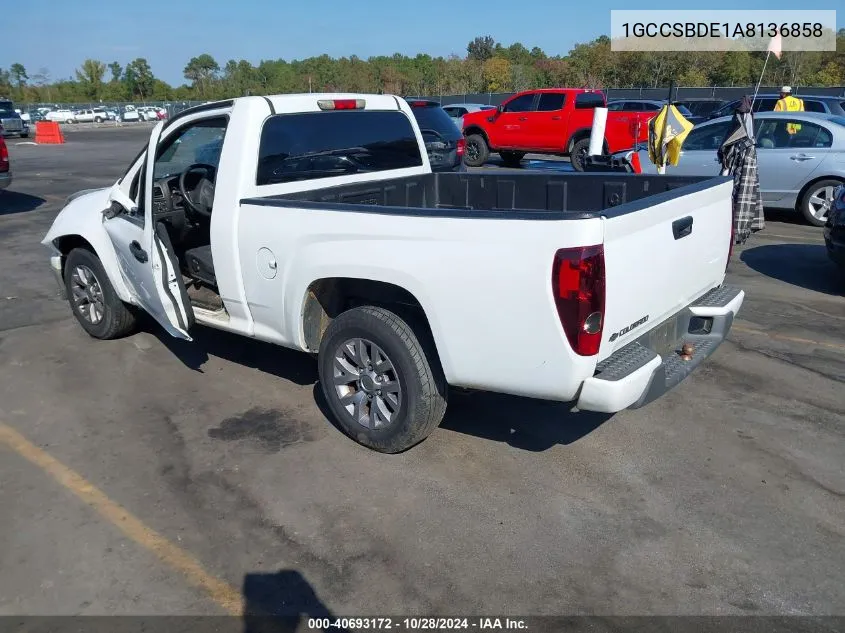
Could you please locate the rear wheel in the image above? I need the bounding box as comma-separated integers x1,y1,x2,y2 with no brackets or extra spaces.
463,134,490,167
64,248,137,340
499,151,525,168
318,306,447,453
570,138,591,172
799,179,841,227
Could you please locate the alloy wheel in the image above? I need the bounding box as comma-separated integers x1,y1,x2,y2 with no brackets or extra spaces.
332,338,402,429
70,265,106,325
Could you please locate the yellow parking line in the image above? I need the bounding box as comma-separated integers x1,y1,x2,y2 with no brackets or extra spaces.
731,324,845,352
0,422,242,615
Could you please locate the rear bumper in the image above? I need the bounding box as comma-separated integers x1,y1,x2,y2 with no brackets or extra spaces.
576,285,744,413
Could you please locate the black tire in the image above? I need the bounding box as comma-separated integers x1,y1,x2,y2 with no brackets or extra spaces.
318,306,447,453
798,179,842,227
500,151,525,168
64,248,137,340
570,138,591,172
94,117,103,123
463,133,490,167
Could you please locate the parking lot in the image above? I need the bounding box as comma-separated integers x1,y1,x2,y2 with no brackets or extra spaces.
1,126,843,619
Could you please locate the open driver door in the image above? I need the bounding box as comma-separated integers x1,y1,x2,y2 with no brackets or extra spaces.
101,121,194,340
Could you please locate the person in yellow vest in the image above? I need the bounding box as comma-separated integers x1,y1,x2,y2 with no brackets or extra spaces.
774,86,804,135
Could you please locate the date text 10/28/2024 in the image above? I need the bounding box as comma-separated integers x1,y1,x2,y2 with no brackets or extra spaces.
307,618,529,630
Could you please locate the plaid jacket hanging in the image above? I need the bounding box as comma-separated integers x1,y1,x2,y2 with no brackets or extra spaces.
719,117,765,244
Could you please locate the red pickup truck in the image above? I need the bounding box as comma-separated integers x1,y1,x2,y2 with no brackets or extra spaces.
461,88,653,171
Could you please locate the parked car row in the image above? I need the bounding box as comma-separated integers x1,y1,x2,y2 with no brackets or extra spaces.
40,105,167,124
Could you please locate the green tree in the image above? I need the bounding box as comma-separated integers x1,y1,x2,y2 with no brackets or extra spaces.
75,59,106,99
183,54,220,97
482,57,511,92
467,36,496,62
108,62,122,82
124,58,155,100
9,63,27,100
0,69,11,97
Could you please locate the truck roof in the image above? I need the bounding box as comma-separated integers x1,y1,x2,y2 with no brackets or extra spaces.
165,93,406,131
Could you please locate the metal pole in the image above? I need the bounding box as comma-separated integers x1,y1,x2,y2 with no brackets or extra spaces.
752,50,771,108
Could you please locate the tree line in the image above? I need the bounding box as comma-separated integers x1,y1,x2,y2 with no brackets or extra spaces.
2,32,843,106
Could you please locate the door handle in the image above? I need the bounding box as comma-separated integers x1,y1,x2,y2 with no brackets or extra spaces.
790,154,816,161
672,216,694,240
518,116,527,121
551,116,561,120
129,240,148,263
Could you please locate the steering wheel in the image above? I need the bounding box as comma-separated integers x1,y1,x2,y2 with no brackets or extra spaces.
178,163,216,217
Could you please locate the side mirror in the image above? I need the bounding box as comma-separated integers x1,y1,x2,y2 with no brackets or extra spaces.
102,200,126,220
105,182,138,219
496,104,504,114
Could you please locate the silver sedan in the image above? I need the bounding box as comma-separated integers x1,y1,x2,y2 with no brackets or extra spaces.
442,103,496,133
626,112,845,226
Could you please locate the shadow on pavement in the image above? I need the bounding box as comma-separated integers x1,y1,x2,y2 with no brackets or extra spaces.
439,390,612,451
147,319,317,386
242,569,348,632
314,382,612,452
741,243,844,296
0,190,47,215
152,318,610,452
762,208,808,226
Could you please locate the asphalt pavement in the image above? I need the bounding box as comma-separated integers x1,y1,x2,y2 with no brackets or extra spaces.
0,128,843,619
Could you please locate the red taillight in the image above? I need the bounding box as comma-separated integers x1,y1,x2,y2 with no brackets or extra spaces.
552,245,606,356
317,99,365,111
0,139,8,173
456,138,466,157
410,101,430,107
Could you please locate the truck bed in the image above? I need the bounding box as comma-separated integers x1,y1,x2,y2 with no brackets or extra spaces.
242,171,720,219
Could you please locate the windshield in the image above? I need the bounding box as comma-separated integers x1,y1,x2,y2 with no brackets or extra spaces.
257,110,423,185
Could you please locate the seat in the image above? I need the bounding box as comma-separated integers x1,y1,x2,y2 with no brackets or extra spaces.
184,245,216,287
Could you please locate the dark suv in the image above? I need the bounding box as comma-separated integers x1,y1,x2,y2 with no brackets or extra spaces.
404,99,465,172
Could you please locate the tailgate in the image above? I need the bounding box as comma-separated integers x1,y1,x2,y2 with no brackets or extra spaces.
599,178,733,361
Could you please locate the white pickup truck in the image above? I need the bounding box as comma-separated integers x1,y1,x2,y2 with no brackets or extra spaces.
42,94,744,453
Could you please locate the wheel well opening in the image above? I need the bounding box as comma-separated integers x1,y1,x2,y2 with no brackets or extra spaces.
302,278,436,353
567,131,608,154
53,235,96,275
463,127,488,143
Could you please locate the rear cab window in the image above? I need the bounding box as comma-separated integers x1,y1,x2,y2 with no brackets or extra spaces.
257,111,423,185
574,93,605,109
537,93,566,111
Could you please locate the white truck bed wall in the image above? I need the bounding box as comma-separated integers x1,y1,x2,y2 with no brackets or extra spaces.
236,173,732,401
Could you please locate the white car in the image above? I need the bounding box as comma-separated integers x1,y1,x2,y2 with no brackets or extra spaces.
41,93,743,453
137,106,161,121
46,109,76,123
73,109,110,123
120,107,141,122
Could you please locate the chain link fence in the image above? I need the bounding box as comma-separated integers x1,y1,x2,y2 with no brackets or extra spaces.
15,85,845,113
